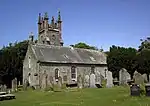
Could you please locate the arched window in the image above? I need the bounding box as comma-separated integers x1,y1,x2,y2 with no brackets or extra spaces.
55,68,59,81
91,66,95,74
71,66,77,80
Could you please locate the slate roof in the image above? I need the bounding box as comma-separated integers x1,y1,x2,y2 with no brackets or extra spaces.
31,44,107,65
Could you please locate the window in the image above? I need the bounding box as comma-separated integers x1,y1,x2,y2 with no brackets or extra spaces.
91,66,95,74
71,66,77,80
55,68,59,81
28,57,31,68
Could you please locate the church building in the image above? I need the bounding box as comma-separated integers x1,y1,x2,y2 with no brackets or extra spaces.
23,11,107,89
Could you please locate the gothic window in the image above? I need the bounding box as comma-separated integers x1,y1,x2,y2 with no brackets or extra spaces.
55,68,59,81
71,66,77,80
91,66,95,74
28,57,31,68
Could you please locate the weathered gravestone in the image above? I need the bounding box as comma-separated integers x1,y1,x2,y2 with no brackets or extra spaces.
41,71,48,89
89,74,96,88
119,68,131,85
106,71,114,88
77,75,83,89
12,78,17,92
23,79,29,90
95,71,102,88
49,76,54,89
58,76,62,88
142,73,148,83
1,84,7,92
133,71,144,85
84,75,89,88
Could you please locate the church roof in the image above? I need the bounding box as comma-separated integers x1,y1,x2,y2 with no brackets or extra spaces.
30,44,107,65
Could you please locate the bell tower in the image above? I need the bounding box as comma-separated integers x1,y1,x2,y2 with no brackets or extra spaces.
37,10,63,46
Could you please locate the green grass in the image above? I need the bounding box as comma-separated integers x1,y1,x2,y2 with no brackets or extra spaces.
1,86,150,106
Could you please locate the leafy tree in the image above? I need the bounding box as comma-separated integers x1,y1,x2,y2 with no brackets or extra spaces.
70,42,98,50
107,45,137,78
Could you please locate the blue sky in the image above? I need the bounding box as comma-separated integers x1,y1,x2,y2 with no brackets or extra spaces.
0,0,150,51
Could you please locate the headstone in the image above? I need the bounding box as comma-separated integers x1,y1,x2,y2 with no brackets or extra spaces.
106,71,114,88
95,71,102,88
145,83,150,96
12,78,18,92
130,84,140,96
3,84,7,92
23,79,29,90
119,68,131,85
142,73,148,83
42,72,48,89
89,74,96,88
49,76,54,88
77,75,83,89
84,75,89,88
133,71,144,85
58,76,62,88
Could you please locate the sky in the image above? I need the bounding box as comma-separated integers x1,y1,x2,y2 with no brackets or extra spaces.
0,0,150,51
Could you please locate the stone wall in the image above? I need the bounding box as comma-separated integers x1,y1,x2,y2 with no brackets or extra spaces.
38,63,107,88
23,45,39,87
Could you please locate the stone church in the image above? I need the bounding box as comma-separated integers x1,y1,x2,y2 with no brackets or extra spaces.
23,11,108,89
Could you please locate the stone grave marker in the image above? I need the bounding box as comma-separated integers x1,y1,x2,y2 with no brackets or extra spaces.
106,71,114,88
142,73,148,83
133,71,144,85
84,75,89,88
77,75,83,89
130,84,140,96
119,68,131,85
42,72,48,89
89,73,96,88
58,76,62,88
95,71,102,88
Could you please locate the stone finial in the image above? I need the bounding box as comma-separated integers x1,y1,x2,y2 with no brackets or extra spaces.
29,32,34,42
44,12,49,20
38,13,42,24
58,9,61,22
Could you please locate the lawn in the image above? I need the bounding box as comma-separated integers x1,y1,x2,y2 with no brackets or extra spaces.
0,86,150,106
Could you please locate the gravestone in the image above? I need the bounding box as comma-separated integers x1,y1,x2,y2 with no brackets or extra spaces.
42,72,48,89
49,76,54,88
12,78,18,92
23,79,29,90
84,75,89,88
133,71,144,85
58,76,62,88
89,74,96,88
77,75,83,89
130,84,140,96
106,71,114,88
142,73,148,83
145,83,150,96
119,68,131,85
95,71,102,88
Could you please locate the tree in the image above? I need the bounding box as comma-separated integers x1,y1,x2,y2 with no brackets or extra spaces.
70,42,98,50
107,45,137,78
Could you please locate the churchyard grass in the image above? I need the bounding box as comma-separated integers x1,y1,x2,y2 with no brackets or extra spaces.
0,86,150,106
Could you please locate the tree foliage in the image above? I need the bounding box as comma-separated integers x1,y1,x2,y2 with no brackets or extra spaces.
70,42,99,50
